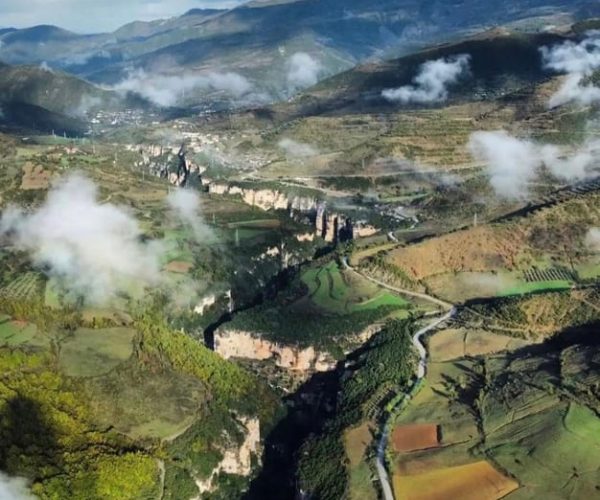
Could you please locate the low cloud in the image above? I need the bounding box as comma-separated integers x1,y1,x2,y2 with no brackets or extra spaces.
541,32,600,108
59,50,111,67
458,273,514,296
1,174,163,304
69,95,103,118
287,52,322,91
372,156,461,188
468,131,540,199
0,472,35,500
469,131,600,199
278,138,318,158
382,54,470,104
585,227,600,251
114,68,253,107
39,61,53,73
167,189,212,241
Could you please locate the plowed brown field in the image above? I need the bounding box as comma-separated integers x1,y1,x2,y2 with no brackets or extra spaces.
392,424,440,452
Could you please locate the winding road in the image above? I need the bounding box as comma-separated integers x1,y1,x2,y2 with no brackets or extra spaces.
375,308,456,500
342,257,456,499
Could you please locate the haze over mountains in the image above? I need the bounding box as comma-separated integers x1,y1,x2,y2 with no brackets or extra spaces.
1,0,600,110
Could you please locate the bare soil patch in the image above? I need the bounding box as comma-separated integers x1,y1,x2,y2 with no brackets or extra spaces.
392,423,440,453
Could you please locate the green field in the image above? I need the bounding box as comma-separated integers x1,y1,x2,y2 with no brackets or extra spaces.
389,322,600,500
0,318,37,346
58,327,136,377
498,280,573,297
227,219,282,229
487,403,600,499
0,272,44,300
301,262,409,314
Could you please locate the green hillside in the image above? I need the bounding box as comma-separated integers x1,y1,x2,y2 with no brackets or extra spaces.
0,297,281,500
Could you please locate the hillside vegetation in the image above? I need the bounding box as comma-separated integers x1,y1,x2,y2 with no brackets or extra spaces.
0,296,281,499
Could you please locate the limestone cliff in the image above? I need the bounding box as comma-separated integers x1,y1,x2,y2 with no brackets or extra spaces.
208,182,318,213
214,330,336,372
214,324,383,373
195,417,261,496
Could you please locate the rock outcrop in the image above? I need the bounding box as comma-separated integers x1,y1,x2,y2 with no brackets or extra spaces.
214,324,383,373
214,330,336,372
195,417,261,496
194,294,217,315
208,182,319,213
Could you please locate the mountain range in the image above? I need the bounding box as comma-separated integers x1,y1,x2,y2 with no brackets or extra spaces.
1,0,599,104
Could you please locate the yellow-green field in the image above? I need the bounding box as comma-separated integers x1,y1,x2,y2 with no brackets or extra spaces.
393,460,519,500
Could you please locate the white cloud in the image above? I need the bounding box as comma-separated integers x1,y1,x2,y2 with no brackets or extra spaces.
539,142,600,180
287,52,322,91
468,131,600,199
541,32,600,108
468,131,541,200
167,189,213,241
541,33,600,74
278,138,318,158
546,73,600,108
114,68,253,107
382,54,471,104
1,174,164,304
39,61,53,72
585,227,600,251
69,95,103,118
0,473,36,500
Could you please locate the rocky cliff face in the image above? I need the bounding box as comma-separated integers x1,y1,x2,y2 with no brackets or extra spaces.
195,416,261,496
208,182,319,213
214,324,383,373
214,329,336,372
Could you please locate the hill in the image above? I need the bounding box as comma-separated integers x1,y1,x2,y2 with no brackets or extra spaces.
0,298,281,499
0,64,112,116
1,0,599,105
292,31,567,115
0,63,146,135
388,316,600,500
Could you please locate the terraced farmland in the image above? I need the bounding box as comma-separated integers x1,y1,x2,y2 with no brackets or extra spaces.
301,262,409,314
0,272,44,300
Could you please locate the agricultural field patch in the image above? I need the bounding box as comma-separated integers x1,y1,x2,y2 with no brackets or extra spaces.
386,225,523,281
227,219,281,229
486,403,600,500
343,422,379,500
392,460,519,500
344,422,374,467
394,316,600,499
0,272,45,301
428,328,531,362
391,423,440,453
575,258,600,280
395,360,480,449
58,327,136,377
20,162,53,190
459,289,600,340
164,261,194,274
0,318,37,346
85,364,209,441
301,262,409,314
498,280,573,297
384,190,600,298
